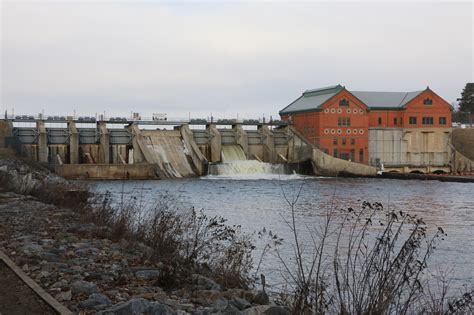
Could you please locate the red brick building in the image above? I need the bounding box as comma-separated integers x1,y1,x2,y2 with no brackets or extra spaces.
280,85,452,166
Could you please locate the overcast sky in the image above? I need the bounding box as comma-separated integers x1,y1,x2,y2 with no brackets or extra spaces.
1,1,472,120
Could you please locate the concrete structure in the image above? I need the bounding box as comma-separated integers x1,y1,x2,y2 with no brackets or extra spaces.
6,119,377,178
368,128,451,173
55,164,156,180
451,128,474,174
280,85,453,173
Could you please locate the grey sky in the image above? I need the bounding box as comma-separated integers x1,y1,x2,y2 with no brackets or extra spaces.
1,1,472,120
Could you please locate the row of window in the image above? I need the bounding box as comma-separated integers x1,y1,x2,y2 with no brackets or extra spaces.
377,116,447,125
333,138,356,145
324,108,365,114
324,128,365,135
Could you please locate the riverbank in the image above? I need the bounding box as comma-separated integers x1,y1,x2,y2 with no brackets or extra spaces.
0,159,289,314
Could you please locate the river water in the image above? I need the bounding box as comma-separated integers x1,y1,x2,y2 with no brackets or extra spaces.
90,175,474,292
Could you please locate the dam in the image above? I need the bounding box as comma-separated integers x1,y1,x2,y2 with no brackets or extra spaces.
0,118,377,179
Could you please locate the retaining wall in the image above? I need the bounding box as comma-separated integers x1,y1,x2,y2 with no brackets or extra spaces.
55,164,157,179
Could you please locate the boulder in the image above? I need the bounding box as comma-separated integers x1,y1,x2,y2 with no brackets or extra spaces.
252,291,269,305
71,280,99,295
263,306,291,315
98,298,177,315
231,297,251,311
242,306,291,315
79,293,112,310
135,269,160,280
55,291,72,302
191,274,221,291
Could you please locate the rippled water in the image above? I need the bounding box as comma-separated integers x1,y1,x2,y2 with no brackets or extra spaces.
90,176,474,291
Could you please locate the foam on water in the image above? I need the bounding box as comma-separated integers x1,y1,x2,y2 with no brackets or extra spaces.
207,144,304,180
203,172,308,181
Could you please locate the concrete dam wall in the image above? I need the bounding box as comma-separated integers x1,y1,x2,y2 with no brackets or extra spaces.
451,129,474,174
3,120,378,179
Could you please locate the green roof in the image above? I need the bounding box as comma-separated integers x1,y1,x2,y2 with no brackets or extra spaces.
279,85,344,114
280,85,425,114
351,90,423,109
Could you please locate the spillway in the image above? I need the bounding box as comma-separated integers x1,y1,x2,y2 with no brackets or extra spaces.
209,144,286,177
141,130,195,178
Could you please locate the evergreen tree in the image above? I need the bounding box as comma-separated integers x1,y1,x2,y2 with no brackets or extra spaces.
457,83,474,113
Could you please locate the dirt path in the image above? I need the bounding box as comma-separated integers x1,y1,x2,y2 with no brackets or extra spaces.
0,261,56,315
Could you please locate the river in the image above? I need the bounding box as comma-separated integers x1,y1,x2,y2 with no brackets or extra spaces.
90,175,474,292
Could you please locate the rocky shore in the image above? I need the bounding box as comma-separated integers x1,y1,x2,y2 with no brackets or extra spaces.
0,160,289,314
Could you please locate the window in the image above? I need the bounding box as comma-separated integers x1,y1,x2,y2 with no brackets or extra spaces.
439,117,446,125
394,118,397,125
400,118,403,125
333,149,338,158
350,149,355,161
338,117,351,126
342,138,347,145
339,99,349,106
422,117,434,125
359,149,364,162
409,116,417,125
333,138,338,145
378,117,382,125
323,149,329,155
351,138,355,145
423,98,433,105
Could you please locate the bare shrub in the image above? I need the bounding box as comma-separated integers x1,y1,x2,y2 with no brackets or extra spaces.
275,182,472,314
88,191,255,290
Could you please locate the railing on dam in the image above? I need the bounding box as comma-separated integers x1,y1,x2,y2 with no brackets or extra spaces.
9,119,292,146
6,114,290,126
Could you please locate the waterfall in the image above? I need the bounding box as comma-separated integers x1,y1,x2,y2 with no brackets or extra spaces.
221,145,247,162
208,145,287,178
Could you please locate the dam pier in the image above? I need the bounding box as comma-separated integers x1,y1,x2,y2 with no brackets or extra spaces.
0,117,376,179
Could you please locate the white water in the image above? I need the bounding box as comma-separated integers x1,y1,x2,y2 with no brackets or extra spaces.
207,145,298,180
221,145,247,162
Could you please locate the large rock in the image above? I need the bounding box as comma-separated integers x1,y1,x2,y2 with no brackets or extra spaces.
135,269,160,280
79,293,112,311
98,298,177,315
191,274,221,291
21,243,43,256
55,291,72,302
242,306,291,315
263,306,291,315
231,297,251,311
71,280,99,295
252,291,269,305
